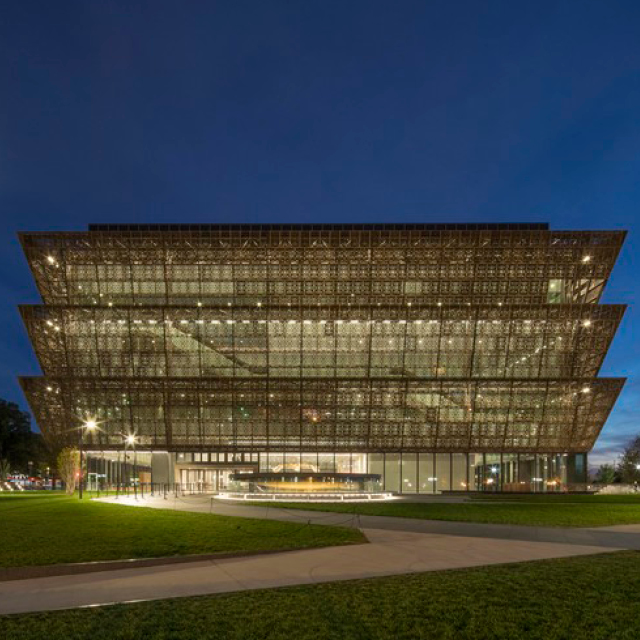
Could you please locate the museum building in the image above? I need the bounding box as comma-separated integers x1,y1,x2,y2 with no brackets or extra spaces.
18,223,626,493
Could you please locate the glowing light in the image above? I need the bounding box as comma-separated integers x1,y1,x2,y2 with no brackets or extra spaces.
47,255,55,264
582,320,591,327
125,434,137,446
582,255,591,262
581,387,591,394
84,419,97,431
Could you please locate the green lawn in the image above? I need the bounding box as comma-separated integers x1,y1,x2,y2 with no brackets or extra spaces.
0,494,364,568
2,550,639,639
244,498,640,527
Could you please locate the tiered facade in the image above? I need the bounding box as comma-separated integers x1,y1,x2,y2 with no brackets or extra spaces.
19,223,626,492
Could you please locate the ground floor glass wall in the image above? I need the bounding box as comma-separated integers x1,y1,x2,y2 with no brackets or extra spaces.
256,452,585,493
85,450,588,493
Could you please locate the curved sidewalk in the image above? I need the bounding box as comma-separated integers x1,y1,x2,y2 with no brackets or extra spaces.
104,494,640,550
0,526,618,615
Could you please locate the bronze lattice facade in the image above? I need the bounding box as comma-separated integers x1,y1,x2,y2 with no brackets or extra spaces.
19,223,626,491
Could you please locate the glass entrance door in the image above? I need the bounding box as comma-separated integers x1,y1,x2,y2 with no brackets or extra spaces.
179,468,244,492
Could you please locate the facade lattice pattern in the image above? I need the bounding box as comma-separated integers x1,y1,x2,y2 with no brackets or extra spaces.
19,224,625,461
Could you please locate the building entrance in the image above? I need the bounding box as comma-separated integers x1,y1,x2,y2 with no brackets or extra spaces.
179,467,254,492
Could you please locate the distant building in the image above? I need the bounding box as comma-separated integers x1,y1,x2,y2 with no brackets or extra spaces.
19,223,626,493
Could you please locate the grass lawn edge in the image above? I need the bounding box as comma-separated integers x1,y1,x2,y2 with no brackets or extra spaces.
0,535,369,582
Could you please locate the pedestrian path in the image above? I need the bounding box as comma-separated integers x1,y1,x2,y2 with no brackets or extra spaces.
103,494,640,550
0,527,618,615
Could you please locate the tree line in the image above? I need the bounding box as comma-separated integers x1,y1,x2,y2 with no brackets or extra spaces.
593,436,640,485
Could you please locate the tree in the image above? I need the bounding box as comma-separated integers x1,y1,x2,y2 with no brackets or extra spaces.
593,463,617,485
0,458,10,483
618,436,640,484
57,447,80,495
0,398,56,481
0,399,36,472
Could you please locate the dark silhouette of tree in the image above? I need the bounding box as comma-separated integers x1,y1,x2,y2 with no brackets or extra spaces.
0,399,46,474
593,463,617,485
617,436,640,484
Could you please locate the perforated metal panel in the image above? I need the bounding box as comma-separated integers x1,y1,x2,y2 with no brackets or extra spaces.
18,224,626,455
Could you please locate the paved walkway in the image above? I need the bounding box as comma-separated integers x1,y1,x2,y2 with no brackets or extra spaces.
105,494,640,550
1,494,637,615
0,527,618,615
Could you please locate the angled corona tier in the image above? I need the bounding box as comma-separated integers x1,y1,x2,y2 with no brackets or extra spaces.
19,223,627,493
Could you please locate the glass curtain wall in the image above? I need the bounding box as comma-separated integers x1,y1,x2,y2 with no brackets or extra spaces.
88,450,578,494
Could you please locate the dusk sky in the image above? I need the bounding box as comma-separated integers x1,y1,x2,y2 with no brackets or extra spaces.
1,1,638,466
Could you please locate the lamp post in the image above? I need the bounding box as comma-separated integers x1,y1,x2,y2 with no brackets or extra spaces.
490,466,498,493
125,434,138,499
78,419,97,500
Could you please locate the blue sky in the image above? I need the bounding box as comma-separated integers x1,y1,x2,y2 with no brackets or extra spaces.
1,1,638,465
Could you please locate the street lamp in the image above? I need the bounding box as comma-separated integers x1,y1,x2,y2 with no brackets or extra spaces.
124,434,138,498
78,419,97,500
489,466,499,492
